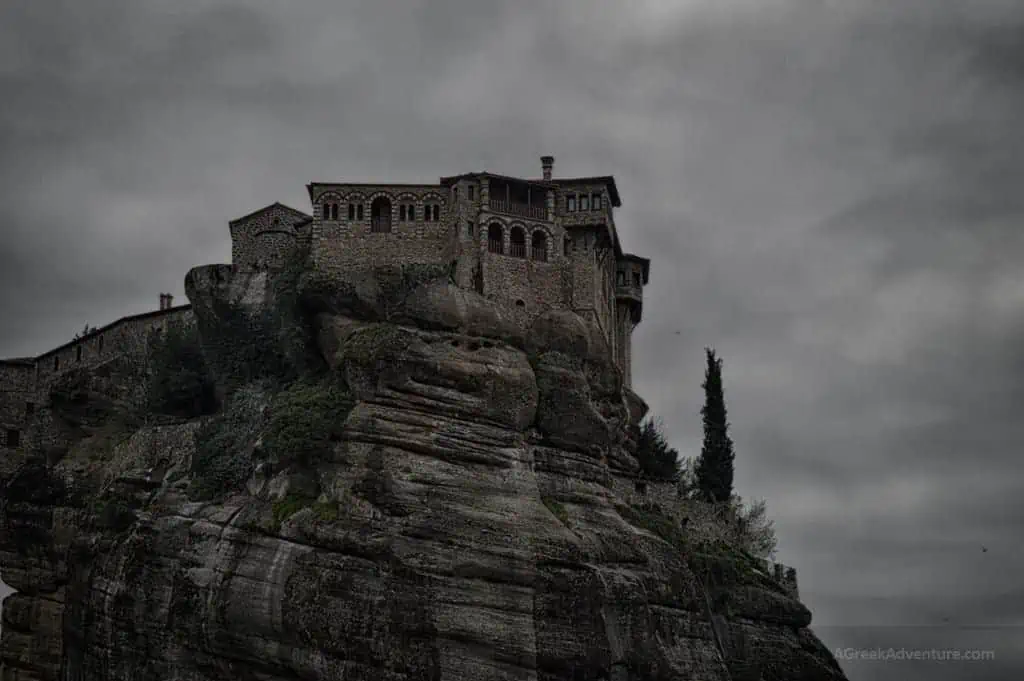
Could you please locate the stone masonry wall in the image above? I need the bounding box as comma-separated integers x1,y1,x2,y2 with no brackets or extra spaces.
612,473,680,509
0,307,195,459
310,185,455,275
611,473,800,599
476,211,570,326
35,307,194,392
0,362,35,454
231,203,311,271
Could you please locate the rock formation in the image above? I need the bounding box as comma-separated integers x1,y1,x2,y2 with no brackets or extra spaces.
0,262,848,681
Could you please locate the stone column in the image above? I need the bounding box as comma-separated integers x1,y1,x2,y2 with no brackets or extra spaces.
546,190,555,221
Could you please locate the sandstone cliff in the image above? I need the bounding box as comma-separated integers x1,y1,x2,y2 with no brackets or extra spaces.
0,262,848,681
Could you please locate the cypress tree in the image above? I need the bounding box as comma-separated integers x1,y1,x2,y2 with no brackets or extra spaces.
696,347,735,503
635,417,680,480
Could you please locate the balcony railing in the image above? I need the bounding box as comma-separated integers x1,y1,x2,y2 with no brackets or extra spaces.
488,239,503,254
616,283,643,301
370,217,392,233
531,247,547,262
510,242,527,258
489,199,547,220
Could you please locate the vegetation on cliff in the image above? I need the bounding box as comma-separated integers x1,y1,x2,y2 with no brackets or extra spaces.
696,346,736,503
146,321,218,418
633,416,680,480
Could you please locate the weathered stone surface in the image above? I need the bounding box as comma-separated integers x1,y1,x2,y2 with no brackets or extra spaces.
0,265,847,681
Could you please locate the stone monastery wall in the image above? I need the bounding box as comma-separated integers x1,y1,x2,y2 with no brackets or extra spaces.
0,304,194,456
310,185,455,276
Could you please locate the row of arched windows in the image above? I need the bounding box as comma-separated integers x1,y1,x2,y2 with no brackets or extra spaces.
486,223,549,262
321,197,443,232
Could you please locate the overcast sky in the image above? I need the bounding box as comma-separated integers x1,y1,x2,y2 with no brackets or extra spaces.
2,1,1023,679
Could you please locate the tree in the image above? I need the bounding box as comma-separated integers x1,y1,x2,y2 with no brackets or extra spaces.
695,347,735,503
634,416,681,480
146,321,217,418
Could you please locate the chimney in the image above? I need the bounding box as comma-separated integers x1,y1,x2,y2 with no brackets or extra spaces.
166,293,174,309
541,155,554,181
159,293,166,310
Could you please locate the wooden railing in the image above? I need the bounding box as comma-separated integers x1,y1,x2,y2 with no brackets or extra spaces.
488,199,547,220
370,217,392,233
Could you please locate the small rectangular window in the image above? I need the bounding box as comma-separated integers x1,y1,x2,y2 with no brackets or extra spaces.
331,204,339,220
581,194,590,211
617,271,626,285
400,205,407,221
357,204,364,221
323,203,330,219
468,185,475,200
433,205,440,221
567,196,576,212
408,205,415,221
592,193,602,209
348,203,355,220
6,429,19,448
76,345,82,362
467,221,474,236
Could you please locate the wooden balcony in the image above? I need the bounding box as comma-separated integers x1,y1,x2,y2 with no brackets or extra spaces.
615,283,643,304
488,199,547,221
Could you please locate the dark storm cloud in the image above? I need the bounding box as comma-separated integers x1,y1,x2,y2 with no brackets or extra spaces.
3,1,1024,677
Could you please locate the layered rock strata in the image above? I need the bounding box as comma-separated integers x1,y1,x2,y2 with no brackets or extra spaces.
0,263,847,681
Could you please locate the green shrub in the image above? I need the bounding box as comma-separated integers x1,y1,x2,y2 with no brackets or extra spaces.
146,321,217,418
272,493,317,527
262,378,355,468
616,502,688,548
634,417,680,481
542,496,570,526
186,389,266,502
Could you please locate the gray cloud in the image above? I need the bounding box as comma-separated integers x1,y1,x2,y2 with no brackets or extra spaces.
3,1,1024,677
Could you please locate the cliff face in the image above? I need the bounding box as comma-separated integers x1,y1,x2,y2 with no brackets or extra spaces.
0,263,848,681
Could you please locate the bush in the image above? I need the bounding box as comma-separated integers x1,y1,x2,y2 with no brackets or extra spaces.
634,417,680,480
677,495,777,560
261,378,355,468
146,321,217,418
272,493,317,527
186,387,267,502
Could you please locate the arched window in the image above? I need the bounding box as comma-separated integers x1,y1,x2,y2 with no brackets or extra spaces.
331,203,339,221
370,197,392,233
532,231,548,261
510,226,526,258
432,204,441,222
322,203,330,220
488,223,504,254
515,299,526,309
